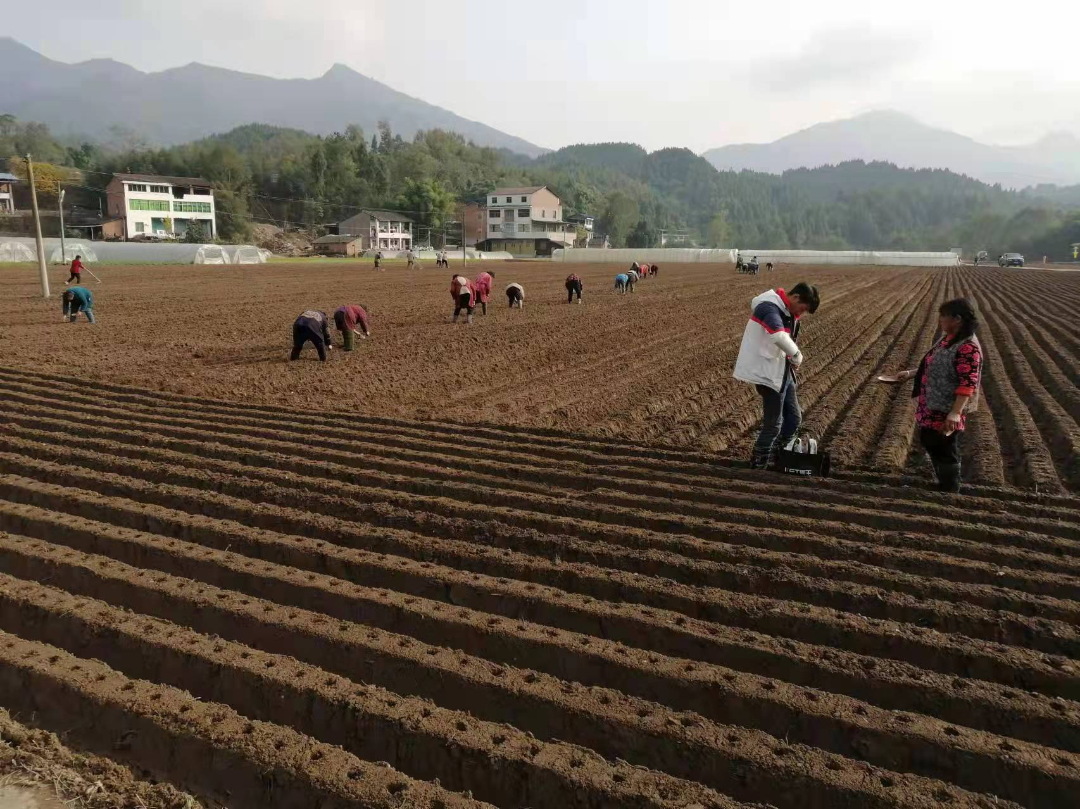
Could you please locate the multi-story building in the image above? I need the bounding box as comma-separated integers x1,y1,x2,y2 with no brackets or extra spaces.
459,201,487,247
334,210,414,251
105,173,216,240
566,212,596,248
0,172,16,214
477,186,573,256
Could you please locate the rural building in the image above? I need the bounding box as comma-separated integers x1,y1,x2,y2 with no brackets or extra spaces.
568,212,609,248
333,210,414,251
105,173,216,241
459,201,487,246
66,212,126,241
314,234,361,256
0,172,16,214
477,186,574,257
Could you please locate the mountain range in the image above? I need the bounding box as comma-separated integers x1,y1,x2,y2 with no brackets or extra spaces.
702,111,1080,189
3,38,1080,189
0,37,547,158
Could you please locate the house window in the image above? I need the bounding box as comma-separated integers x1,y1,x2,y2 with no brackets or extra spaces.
520,196,527,202
490,224,500,232
505,197,511,203
489,210,501,218
518,209,530,218
191,187,211,195
135,222,145,233
127,184,147,192
518,224,528,232
130,199,170,211
173,201,212,213
149,185,169,194
491,197,497,204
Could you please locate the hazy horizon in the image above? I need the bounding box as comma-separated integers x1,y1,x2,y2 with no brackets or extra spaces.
5,0,1077,152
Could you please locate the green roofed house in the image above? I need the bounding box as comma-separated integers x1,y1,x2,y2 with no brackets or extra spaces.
106,173,216,241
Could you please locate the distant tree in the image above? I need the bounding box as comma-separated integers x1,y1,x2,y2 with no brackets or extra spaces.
626,219,656,248
183,220,206,243
707,211,731,247
5,156,78,200
598,191,639,247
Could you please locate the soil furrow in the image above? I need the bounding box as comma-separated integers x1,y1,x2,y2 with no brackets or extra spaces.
0,631,490,809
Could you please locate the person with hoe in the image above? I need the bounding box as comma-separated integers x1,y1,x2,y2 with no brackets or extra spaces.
66,255,84,285
61,286,95,323
891,299,983,493
334,304,371,351
565,273,584,304
474,269,496,316
733,283,821,469
290,310,333,362
451,274,476,324
505,282,525,309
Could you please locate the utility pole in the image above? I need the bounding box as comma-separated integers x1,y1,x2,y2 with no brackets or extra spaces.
58,186,67,267
26,154,50,298
462,218,467,271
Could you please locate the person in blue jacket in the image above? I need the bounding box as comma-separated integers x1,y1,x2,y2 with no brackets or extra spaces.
615,272,630,294
61,286,95,323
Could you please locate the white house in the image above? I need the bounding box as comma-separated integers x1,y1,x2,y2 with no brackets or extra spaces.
0,171,16,214
478,186,573,256
334,210,414,251
105,173,216,240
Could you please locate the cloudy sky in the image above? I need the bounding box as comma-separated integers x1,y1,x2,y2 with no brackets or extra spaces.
6,0,1077,151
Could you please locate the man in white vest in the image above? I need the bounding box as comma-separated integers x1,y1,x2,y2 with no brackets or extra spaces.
733,282,820,469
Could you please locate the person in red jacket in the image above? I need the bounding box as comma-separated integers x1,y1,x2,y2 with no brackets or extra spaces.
334,304,371,351
450,274,476,324
66,255,84,285
474,270,495,316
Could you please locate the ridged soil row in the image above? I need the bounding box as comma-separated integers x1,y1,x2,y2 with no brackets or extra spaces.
2,506,1078,744
4,575,1040,809
4,481,1078,713
820,271,945,468
4,461,1075,642
4,421,1078,596
3,443,1079,681
0,631,491,809
0,364,1069,510
3,446,1079,652
966,272,1080,491
3,377,1074,539
700,274,930,451
0,545,1068,809
0,582,754,809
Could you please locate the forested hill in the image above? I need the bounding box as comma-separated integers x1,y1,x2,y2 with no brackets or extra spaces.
3,116,1079,259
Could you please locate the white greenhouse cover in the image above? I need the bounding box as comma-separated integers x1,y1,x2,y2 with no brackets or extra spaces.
194,245,231,264
551,248,737,264
49,243,98,264
736,250,961,267
232,245,263,264
0,241,36,262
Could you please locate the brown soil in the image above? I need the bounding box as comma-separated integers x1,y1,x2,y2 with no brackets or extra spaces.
0,262,1077,807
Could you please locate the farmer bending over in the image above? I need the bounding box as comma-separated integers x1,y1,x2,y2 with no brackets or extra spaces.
566,273,583,304
334,304,370,351
451,274,476,324
474,270,495,316
62,286,95,323
290,310,333,362
506,282,525,309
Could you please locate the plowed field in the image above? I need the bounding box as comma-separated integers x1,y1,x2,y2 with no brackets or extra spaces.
0,261,1077,808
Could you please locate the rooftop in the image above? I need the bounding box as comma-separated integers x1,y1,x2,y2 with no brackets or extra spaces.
113,172,212,187
490,186,546,196
0,172,18,183
338,209,415,224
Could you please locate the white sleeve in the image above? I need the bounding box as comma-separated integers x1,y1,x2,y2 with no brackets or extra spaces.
769,330,801,360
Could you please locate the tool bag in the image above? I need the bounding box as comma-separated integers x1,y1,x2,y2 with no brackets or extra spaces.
775,432,831,478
